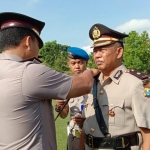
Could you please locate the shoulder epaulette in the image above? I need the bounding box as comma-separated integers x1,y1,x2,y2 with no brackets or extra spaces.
20,57,42,63
126,69,150,88
126,69,149,80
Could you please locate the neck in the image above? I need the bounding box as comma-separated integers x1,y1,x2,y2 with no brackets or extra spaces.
102,63,122,80
3,48,22,57
2,47,28,60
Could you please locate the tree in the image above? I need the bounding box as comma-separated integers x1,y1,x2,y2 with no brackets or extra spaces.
87,52,97,69
39,40,70,73
123,31,150,74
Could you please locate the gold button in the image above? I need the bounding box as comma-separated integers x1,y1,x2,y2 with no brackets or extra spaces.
90,128,94,133
99,90,103,94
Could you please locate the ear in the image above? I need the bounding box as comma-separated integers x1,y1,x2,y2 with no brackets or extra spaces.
116,47,123,59
68,58,71,66
85,60,88,65
24,36,32,51
68,61,71,69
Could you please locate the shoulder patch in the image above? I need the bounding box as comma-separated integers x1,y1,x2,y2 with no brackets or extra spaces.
126,69,150,90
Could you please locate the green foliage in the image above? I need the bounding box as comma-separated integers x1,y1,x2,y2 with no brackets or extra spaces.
39,40,70,73
52,101,70,150
123,31,150,74
87,52,97,69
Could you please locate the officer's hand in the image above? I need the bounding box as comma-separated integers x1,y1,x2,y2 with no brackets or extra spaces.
88,68,100,76
71,116,86,126
56,100,66,107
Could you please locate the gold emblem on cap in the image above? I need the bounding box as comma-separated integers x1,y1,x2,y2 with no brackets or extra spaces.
68,52,74,58
92,26,101,39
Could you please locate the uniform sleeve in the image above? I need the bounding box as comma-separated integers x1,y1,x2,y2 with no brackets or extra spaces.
22,63,72,100
132,80,150,129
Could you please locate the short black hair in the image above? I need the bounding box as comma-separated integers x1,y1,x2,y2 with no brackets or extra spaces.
115,41,124,49
0,27,36,51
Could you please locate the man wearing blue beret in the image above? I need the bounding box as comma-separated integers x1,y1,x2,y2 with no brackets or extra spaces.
56,47,89,150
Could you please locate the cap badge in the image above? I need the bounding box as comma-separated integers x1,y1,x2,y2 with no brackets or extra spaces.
92,26,101,39
68,52,74,58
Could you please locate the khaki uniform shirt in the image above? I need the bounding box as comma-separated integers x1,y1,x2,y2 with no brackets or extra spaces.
68,95,88,130
83,65,150,150
0,53,72,150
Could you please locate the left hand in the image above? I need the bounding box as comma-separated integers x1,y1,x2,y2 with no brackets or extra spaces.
71,115,86,126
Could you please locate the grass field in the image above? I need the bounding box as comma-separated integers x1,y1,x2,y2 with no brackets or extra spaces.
53,101,70,150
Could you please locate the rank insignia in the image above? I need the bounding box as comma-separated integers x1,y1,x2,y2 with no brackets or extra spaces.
114,70,123,79
92,26,101,39
68,52,74,58
144,88,150,97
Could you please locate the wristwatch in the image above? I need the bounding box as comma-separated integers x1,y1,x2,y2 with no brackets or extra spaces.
55,105,60,112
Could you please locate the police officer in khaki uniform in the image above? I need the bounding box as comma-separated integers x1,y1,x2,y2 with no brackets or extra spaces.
56,47,89,150
79,24,150,150
0,12,100,150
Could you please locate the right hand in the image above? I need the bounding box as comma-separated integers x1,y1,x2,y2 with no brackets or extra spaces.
56,100,66,108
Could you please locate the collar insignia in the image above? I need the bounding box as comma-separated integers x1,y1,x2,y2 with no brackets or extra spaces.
92,26,101,39
114,70,123,80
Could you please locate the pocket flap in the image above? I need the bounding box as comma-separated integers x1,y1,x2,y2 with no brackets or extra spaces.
109,98,124,109
100,98,124,108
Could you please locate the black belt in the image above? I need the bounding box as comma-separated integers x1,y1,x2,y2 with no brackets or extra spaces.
85,132,139,149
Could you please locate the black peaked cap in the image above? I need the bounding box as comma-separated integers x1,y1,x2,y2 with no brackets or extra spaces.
0,12,45,48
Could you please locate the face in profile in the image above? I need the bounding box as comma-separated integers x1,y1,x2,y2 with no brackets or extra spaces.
68,58,87,75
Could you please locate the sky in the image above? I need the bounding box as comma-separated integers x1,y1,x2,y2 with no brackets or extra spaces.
0,0,150,53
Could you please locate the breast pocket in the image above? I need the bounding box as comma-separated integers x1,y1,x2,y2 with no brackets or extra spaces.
109,98,125,126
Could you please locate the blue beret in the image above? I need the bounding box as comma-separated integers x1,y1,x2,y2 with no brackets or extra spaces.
67,47,89,60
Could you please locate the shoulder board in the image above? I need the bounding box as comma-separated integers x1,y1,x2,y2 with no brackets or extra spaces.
126,69,149,80
20,57,42,64
126,69,150,88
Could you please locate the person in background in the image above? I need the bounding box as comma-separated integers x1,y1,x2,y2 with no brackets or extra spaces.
0,12,99,150
79,23,150,150
55,47,89,150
